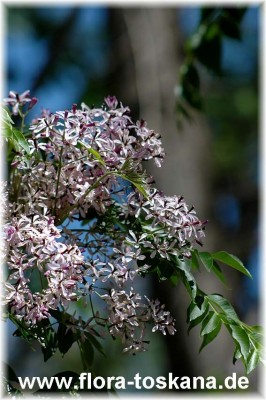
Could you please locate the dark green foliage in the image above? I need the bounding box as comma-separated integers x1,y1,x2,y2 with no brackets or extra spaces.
2,363,21,396
6,307,107,394
57,323,76,355
176,7,247,122
8,308,105,366
2,362,22,396
141,238,263,374
179,63,202,110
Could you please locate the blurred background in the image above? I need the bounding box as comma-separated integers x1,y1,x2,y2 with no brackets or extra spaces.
4,4,260,394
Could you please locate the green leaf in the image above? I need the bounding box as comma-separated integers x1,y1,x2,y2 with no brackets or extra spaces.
201,311,221,336
187,310,209,334
220,15,241,40
196,251,226,284
230,324,250,361
191,250,200,270
193,28,222,74
57,323,76,355
207,294,240,323
179,63,202,110
176,258,197,299
3,122,31,154
251,325,263,333
181,63,200,90
2,106,14,127
187,297,208,323
248,325,263,349
187,298,209,333
3,363,19,384
198,251,213,271
78,141,105,166
13,318,58,362
212,260,227,284
13,128,31,154
119,159,148,198
157,258,176,281
85,332,105,356
212,251,252,278
246,348,260,374
169,274,179,286
41,326,57,362
2,107,30,153
79,339,94,370
233,347,242,364
10,314,35,343
119,173,148,198
199,319,222,352
41,346,54,363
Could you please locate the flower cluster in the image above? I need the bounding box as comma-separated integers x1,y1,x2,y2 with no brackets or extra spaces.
127,190,206,257
3,92,206,353
11,99,164,223
3,212,86,324
101,289,175,354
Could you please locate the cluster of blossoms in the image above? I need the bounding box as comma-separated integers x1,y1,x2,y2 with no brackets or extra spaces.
12,97,164,223
4,212,86,324
3,90,206,354
102,289,175,354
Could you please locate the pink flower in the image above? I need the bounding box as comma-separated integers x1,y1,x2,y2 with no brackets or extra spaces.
104,95,118,109
3,90,32,115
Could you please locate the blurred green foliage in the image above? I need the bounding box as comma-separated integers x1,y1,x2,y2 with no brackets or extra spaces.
176,7,247,121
